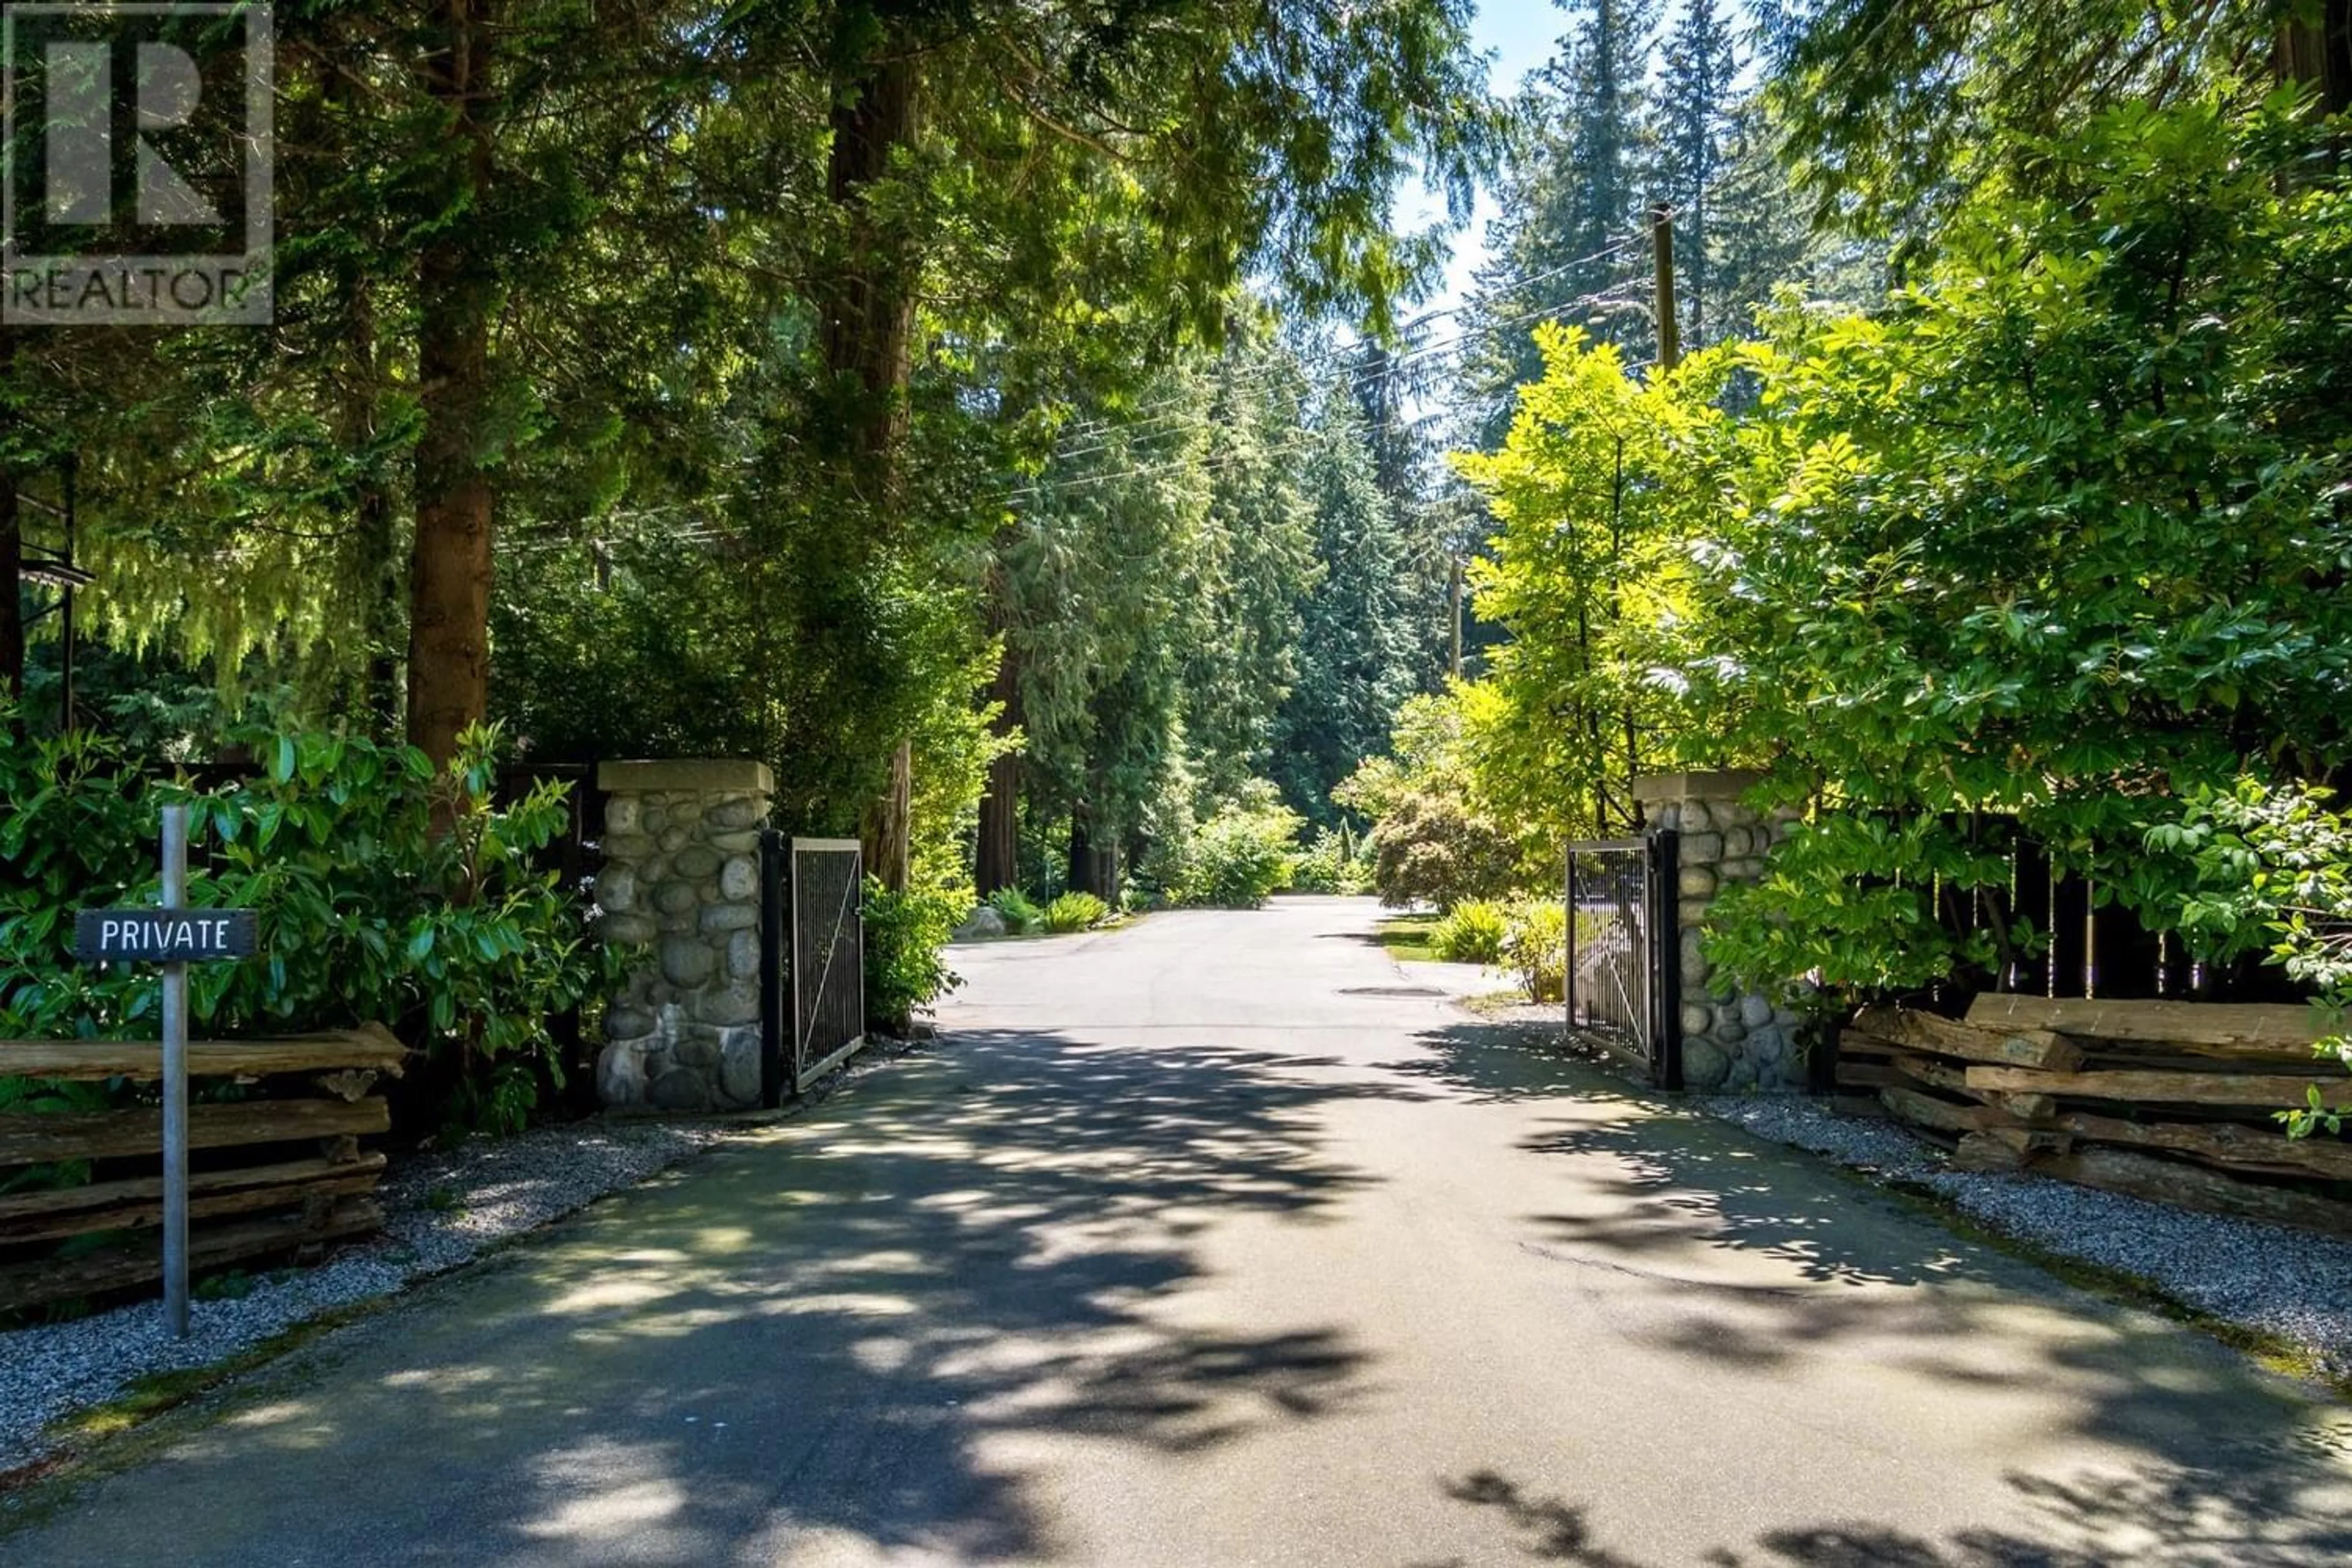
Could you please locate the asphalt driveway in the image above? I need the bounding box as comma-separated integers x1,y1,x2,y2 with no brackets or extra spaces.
6,897,2348,1565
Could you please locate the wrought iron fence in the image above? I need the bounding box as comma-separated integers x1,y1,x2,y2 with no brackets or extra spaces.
1566,832,1681,1089
759,834,865,1104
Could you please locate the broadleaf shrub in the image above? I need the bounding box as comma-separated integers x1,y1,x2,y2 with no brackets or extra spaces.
1,710,609,1135
1289,824,1371,894
864,877,965,1031
1170,785,1301,908
1502,900,1569,1005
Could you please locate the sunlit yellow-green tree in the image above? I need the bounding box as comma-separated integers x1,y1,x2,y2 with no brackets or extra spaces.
1450,325,1737,846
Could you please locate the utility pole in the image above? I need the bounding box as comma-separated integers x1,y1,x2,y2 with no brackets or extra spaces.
1650,202,1680,374
1448,556,1463,680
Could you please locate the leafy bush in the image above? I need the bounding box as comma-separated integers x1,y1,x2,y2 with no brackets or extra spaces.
986,886,1042,934
1290,824,1371,894
1502,900,1569,1005
1042,891,1110,932
864,876,964,1032
1359,786,1520,912
1472,101,2352,1014
1,710,608,1135
2160,780,2352,1137
1431,899,1508,965
1169,785,1302,908
1337,693,1531,911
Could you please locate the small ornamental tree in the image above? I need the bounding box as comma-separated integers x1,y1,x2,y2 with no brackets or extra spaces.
1461,96,2352,1008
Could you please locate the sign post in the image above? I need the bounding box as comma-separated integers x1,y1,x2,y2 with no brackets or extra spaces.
159,807,190,1340
74,805,255,1340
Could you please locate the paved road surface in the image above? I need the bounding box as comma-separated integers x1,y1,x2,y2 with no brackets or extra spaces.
7,899,2350,1566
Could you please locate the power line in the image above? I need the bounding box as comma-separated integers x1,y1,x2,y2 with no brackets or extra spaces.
1045,233,1649,456
1009,276,1659,503
496,231,1668,548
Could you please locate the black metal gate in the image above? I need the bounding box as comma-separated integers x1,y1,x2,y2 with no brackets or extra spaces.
758,833,867,1106
1565,831,1682,1089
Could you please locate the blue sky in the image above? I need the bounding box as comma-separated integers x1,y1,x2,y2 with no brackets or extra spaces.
1417,1,1567,320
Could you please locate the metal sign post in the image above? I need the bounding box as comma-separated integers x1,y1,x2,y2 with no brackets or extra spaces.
159,807,191,1339
74,805,254,1340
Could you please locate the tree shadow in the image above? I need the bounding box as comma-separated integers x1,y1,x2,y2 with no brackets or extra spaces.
1425,1469,1654,1566
1374,1020,1652,1106
1436,1459,2352,1567
1489,1098,2352,1564
6,1027,1419,1565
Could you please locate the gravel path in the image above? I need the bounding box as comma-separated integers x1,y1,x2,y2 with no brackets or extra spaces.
0,1118,749,1480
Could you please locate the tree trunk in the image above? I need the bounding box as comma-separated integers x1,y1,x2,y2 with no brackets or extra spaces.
330,69,402,742
1065,807,1091,897
860,739,913,890
0,471,21,703
976,739,1022,894
2277,0,2352,116
821,54,922,476
824,50,923,888
340,287,399,740
403,0,498,771
359,476,402,739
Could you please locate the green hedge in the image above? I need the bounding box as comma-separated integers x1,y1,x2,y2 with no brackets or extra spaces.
1,711,610,1135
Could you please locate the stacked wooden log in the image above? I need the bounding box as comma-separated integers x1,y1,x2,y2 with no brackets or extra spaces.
0,1027,405,1313
1839,998,2352,1237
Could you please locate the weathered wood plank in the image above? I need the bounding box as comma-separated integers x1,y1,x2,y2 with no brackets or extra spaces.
1963,997,2334,1060
1994,1093,2058,1123
0,1024,407,1083
1880,1085,2018,1136
1852,1007,2085,1071
0,1154,384,1241
2036,1147,2352,1238
1952,1133,2032,1172
0,1097,387,1167
0,1167,384,1245
2053,1112,2352,1182
1983,1126,2073,1157
1885,1051,1970,1093
0,1198,381,1313
1963,1065,2352,1109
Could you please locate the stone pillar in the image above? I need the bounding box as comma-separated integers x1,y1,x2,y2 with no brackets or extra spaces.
593,761,771,1112
1632,771,1805,1093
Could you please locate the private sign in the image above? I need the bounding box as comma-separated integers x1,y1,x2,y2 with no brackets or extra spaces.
74,910,258,963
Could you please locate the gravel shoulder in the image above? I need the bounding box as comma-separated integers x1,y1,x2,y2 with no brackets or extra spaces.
1468,1001,2352,1391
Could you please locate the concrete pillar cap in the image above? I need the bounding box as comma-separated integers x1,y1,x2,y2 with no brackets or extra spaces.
1632,769,1771,805
596,760,775,795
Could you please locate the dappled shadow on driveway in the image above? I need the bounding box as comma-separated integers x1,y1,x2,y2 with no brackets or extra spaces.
6,1028,1417,1566
1374,1019,1652,1106
1518,1103,2324,1404
1429,1455,2352,1566
1515,1112,1961,1291
1491,1098,2352,1567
